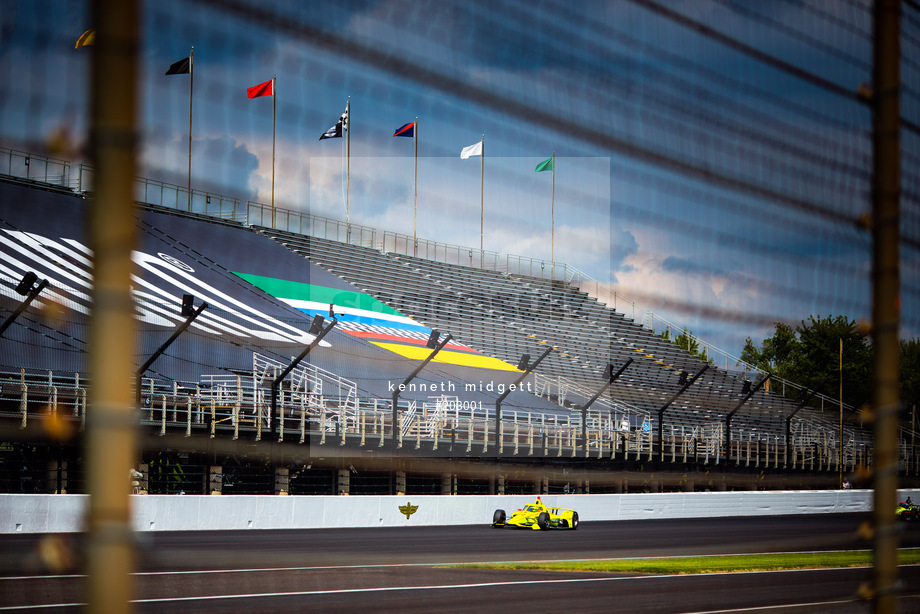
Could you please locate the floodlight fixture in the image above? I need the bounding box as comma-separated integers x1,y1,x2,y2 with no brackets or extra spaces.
742,380,752,395
15,272,38,296
678,371,689,386
180,293,195,317
1,272,50,339
426,329,440,349
602,363,616,381
310,314,325,335
517,354,531,371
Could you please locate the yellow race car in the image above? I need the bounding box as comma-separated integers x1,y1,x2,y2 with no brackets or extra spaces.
491,497,579,530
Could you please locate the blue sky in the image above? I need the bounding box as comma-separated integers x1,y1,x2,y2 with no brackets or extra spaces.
1,0,915,361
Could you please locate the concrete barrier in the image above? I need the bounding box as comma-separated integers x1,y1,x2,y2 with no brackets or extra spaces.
2,490,917,533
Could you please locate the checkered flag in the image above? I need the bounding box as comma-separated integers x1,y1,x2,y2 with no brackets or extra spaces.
319,104,348,140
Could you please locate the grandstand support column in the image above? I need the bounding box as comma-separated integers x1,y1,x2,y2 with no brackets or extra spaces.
84,1,140,613
441,473,451,495
870,0,901,610
390,332,453,464
495,347,553,458
724,374,771,466
274,467,289,495
46,460,66,494
209,466,222,495
578,359,633,459
656,366,708,463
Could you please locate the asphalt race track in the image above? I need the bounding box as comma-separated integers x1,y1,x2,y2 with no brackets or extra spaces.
2,513,919,613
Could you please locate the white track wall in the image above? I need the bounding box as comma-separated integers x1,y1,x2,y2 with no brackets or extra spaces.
3,490,918,533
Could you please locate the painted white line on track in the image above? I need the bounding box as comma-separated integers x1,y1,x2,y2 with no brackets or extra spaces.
680,593,920,614
0,575,83,581
0,604,82,611
0,567,867,611
3,568,918,611
678,598,857,613
111,567,918,604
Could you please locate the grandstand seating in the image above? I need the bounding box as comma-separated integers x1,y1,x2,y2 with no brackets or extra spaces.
255,224,868,452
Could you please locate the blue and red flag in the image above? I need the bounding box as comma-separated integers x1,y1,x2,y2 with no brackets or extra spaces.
393,122,415,138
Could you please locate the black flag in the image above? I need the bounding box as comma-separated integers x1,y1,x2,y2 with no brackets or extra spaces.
165,57,191,75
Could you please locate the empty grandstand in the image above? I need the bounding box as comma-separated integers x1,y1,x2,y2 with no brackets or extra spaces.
0,148,909,496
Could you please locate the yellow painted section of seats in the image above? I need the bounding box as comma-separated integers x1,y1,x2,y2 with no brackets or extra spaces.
369,342,522,372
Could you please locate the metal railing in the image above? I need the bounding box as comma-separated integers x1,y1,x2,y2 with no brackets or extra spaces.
383,231,502,269
0,147,71,188
504,253,569,281
248,201,378,247
0,148,245,222
2,365,892,472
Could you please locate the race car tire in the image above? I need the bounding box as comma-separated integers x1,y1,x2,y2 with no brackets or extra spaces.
492,509,506,527
571,511,579,530
537,511,550,530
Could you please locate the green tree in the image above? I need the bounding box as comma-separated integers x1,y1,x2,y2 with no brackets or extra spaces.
673,327,699,355
740,321,799,379
739,315,871,408
662,327,713,365
797,315,872,408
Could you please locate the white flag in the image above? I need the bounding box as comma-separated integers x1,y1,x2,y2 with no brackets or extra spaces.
460,141,482,159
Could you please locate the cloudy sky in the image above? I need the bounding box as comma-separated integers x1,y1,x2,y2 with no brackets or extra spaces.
1,0,916,360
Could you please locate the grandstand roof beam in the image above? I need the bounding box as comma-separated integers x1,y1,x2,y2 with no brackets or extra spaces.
391,331,453,463
495,346,553,458
657,366,708,462
724,374,772,464
785,387,820,466
270,313,338,440
136,296,208,403
579,358,634,458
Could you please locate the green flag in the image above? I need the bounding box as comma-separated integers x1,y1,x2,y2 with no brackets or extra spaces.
535,157,553,172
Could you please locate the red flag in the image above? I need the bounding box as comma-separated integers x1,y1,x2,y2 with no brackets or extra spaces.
247,79,273,99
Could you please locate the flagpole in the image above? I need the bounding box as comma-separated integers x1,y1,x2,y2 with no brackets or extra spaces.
345,96,351,243
187,47,194,212
271,75,276,227
413,116,418,256
480,135,484,268
551,151,555,281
